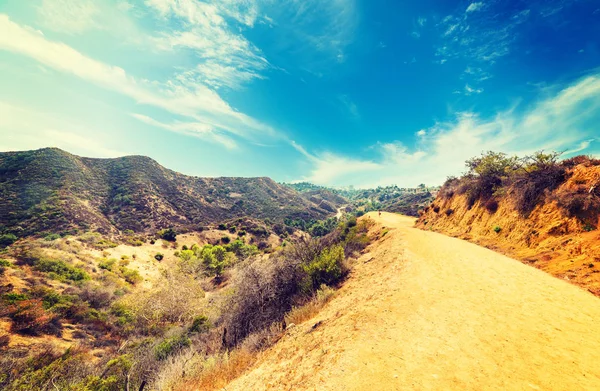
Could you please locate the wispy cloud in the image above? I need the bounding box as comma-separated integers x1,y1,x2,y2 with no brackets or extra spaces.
297,73,600,187
466,2,484,13
267,0,359,71
36,0,142,39
337,94,360,120
0,14,274,147
290,140,381,185
131,113,237,149
147,0,270,90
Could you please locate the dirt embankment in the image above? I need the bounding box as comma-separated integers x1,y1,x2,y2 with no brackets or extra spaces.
417,163,600,295
219,212,600,391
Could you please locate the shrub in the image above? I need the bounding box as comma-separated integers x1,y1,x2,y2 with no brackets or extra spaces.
0,233,17,248
226,239,258,259
120,267,142,285
562,155,600,168
220,236,231,244
0,334,8,348
189,315,210,334
228,226,237,233
445,209,454,216
440,177,459,199
8,299,61,336
158,228,177,242
98,257,117,271
432,205,441,213
78,284,115,309
238,230,247,237
302,245,345,292
550,185,600,220
493,226,502,233
223,257,302,347
510,152,566,215
3,292,29,304
217,224,227,231
34,258,89,282
484,199,499,213
154,334,191,360
0,259,12,267
44,233,61,241
201,245,231,277
154,253,164,261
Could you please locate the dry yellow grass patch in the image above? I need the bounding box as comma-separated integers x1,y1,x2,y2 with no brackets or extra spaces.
284,285,335,326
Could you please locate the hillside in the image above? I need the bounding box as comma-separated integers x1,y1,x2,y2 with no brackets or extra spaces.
0,148,341,237
220,213,600,390
417,152,600,295
285,182,436,217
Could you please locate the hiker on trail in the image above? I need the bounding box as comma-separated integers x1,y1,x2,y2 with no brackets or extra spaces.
378,210,381,217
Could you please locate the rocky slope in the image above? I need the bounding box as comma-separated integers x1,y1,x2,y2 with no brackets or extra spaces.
0,148,341,237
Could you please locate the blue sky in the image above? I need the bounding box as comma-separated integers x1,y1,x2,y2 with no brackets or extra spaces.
0,0,599,187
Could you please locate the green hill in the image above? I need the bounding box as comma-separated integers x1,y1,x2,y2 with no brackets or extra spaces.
0,148,340,237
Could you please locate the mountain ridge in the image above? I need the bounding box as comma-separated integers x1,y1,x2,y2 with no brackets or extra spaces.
0,147,341,237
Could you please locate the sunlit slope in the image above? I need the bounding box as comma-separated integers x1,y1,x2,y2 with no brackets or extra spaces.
221,212,600,391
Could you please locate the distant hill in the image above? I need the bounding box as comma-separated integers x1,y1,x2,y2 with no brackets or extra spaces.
285,182,436,217
0,148,342,237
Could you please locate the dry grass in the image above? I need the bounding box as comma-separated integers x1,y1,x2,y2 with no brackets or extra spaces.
172,348,257,391
285,285,336,326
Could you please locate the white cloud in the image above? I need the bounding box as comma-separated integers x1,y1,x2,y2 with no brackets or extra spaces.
0,14,274,146
147,0,270,90
266,0,359,71
0,101,127,157
464,84,483,95
131,113,238,149
37,0,99,34
296,74,600,187
466,2,484,13
36,0,142,40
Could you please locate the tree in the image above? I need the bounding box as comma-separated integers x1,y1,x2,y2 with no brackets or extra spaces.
157,228,177,242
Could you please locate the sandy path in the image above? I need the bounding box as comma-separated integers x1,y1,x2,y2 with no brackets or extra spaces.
224,212,600,391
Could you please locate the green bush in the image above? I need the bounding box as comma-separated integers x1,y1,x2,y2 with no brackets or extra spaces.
303,245,345,292
226,239,258,259
154,253,164,261
110,303,135,326
3,292,29,304
34,258,89,282
189,315,210,333
154,334,191,360
157,228,177,242
44,233,61,241
220,236,231,244
0,259,12,267
0,233,17,247
493,226,502,233
120,267,142,285
98,258,117,271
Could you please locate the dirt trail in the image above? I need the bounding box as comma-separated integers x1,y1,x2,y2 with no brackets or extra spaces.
224,212,600,391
